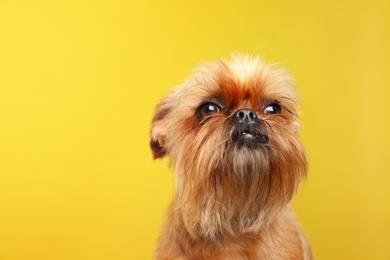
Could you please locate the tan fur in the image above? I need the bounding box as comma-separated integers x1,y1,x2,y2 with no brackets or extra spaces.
150,54,313,259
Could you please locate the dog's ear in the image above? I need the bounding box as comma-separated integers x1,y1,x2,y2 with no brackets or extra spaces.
149,96,172,159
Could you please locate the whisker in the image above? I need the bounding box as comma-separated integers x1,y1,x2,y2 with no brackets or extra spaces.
263,120,274,134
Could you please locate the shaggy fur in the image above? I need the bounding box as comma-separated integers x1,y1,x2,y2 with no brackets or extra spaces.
150,55,313,259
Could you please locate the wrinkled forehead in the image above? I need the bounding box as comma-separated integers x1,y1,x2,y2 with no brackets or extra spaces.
178,59,297,110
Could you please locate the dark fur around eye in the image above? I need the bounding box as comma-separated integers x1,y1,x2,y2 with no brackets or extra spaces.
196,102,221,120
264,103,282,114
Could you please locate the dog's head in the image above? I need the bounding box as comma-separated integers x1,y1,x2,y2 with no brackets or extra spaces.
150,55,307,238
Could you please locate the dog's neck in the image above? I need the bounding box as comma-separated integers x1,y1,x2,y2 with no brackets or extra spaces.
171,201,291,243
173,180,288,240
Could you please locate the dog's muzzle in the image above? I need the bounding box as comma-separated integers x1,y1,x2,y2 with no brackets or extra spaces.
230,109,269,147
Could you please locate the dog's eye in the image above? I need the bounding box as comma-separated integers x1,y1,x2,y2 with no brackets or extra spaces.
264,103,281,114
198,102,221,118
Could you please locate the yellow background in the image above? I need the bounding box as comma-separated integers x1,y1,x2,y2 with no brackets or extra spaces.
0,1,389,259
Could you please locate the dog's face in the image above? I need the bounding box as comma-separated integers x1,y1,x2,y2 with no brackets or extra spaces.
150,55,307,238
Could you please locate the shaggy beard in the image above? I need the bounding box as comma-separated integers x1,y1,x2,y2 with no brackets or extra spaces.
171,127,301,240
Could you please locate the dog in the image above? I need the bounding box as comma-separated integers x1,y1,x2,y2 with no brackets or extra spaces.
150,54,312,259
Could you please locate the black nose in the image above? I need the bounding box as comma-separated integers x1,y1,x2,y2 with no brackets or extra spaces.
233,109,259,124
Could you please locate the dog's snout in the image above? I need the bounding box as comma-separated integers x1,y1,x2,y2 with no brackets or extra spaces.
233,109,259,124
231,109,268,146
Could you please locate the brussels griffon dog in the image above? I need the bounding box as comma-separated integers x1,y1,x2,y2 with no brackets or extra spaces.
150,55,312,259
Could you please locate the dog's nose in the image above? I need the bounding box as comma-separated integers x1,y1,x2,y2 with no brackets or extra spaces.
233,109,259,124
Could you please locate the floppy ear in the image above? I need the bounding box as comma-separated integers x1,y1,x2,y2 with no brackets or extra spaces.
149,97,171,159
